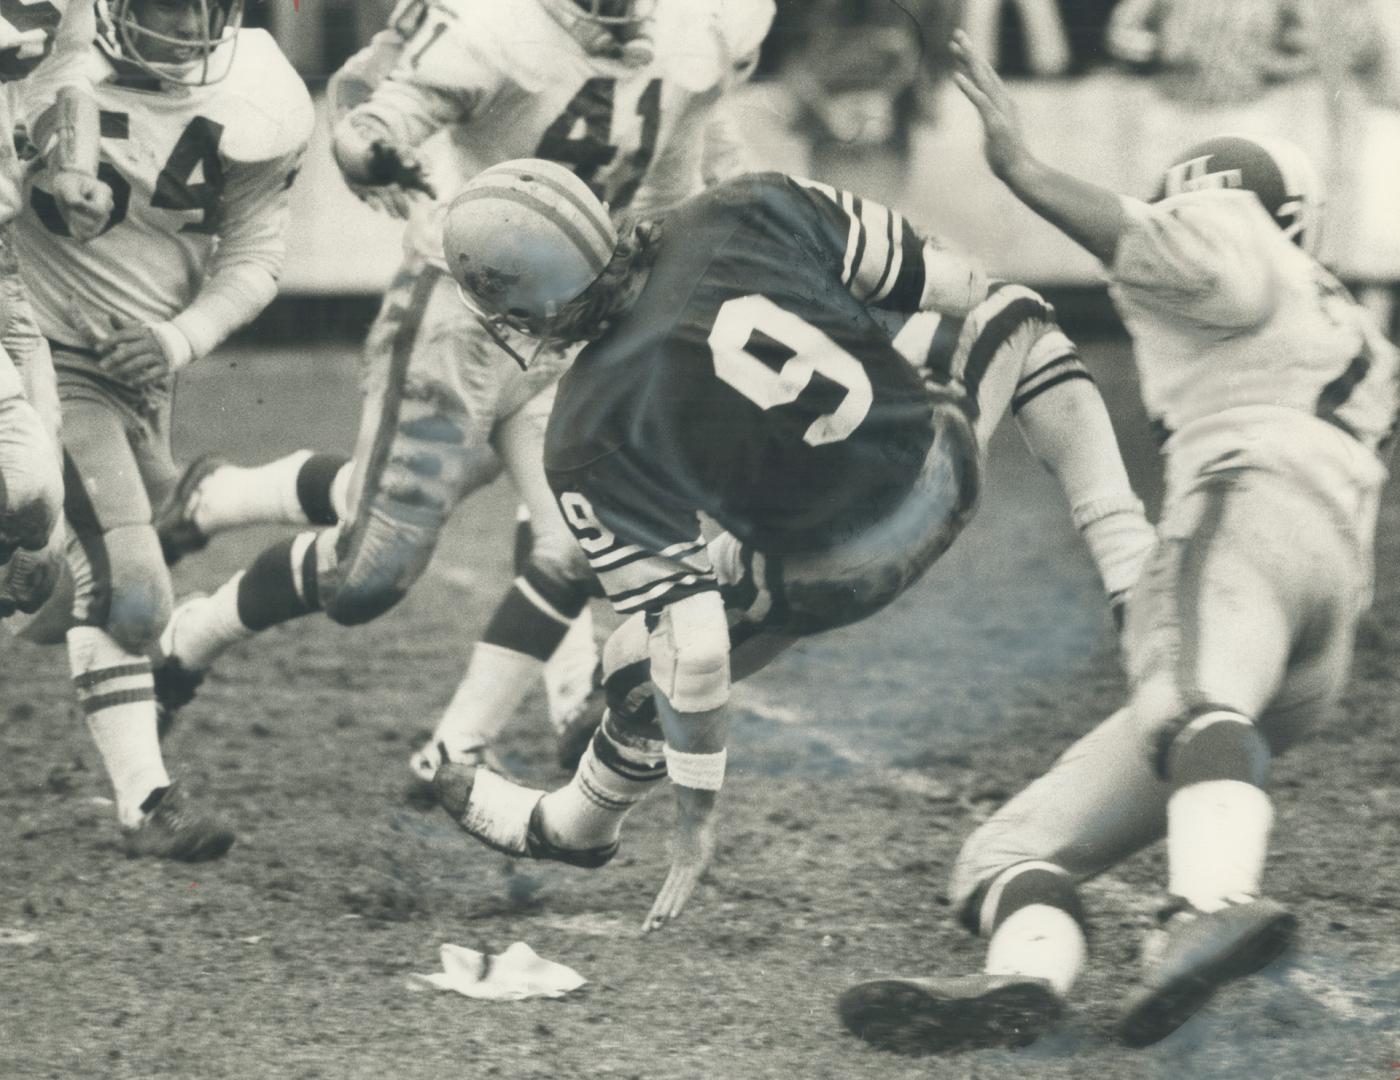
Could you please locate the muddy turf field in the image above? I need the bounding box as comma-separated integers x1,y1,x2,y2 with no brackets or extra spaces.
1,326,1397,1080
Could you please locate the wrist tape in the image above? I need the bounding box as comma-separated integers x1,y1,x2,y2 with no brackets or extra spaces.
664,746,727,791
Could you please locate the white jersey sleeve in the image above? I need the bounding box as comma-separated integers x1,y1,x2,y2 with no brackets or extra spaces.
165,149,302,365
327,0,435,119
353,3,504,151
1110,191,1278,329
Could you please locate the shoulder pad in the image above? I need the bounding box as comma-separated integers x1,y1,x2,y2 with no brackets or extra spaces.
211,30,314,163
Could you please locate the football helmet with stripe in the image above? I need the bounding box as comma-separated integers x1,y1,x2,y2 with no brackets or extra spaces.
444,159,622,357
96,0,244,86
1155,134,1324,254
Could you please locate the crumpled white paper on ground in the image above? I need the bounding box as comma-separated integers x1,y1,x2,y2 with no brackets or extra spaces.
410,942,586,1001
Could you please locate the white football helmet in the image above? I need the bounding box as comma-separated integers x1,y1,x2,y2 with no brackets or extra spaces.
1155,133,1324,254
538,0,657,65
444,159,618,356
96,0,243,87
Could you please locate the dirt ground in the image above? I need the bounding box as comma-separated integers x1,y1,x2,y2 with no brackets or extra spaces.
1,335,1397,1080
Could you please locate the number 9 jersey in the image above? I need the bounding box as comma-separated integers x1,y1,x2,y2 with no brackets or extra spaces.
545,173,988,616
12,29,312,353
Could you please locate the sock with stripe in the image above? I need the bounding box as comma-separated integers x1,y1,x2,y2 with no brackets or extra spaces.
67,625,169,828
193,451,351,533
536,712,667,849
979,861,1087,998
432,570,586,747
163,534,320,672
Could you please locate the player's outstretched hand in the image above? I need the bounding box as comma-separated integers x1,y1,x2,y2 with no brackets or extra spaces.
51,170,114,244
96,316,168,388
642,800,717,934
949,29,1030,180
332,116,437,207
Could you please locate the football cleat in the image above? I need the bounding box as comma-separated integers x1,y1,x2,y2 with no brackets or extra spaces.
838,973,1063,1055
155,454,226,565
152,654,205,742
0,546,60,618
1117,896,1296,1048
122,782,235,862
433,762,618,869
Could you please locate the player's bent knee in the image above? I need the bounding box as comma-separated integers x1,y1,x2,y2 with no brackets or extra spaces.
955,859,1085,938
321,516,433,626
101,527,174,652
648,591,731,713
1161,708,1270,788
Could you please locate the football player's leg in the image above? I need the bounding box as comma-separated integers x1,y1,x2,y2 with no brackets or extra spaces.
320,268,498,627
1113,475,1319,1044
156,449,351,562
61,393,229,858
412,391,592,776
948,706,1166,1001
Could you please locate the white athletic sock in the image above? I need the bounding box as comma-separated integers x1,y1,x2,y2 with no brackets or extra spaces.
432,642,544,748
162,572,253,672
544,608,598,731
193,450,313,533
68,626,169,828
985,904,1086,998
537,721,666,848
1167,779,1274,912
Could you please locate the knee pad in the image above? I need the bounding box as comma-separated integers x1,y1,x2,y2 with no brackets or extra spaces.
1160,708,1270,788
960,860,1086,938
647,590,730,713
0,395,61,557
89,524,172,652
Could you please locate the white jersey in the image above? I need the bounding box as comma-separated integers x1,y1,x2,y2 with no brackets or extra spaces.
13,30,313,352
343,0,773,265
0,0,100,223
1110,189,1400,522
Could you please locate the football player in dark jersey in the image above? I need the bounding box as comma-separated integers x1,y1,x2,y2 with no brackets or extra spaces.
432,158,1157,933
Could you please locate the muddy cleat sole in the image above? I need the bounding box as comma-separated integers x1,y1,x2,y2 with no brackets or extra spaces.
433,762,617,869
155,454,226,565
122,783,235,863
1117,898,1296,1048
838,973,1062,1055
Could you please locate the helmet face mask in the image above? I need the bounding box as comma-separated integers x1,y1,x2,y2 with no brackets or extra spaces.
566,0,656,29
540,0,657,63
1155,133,1324,254
97,0,244,86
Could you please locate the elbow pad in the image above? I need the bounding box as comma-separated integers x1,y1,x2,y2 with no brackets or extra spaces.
648,590,730,713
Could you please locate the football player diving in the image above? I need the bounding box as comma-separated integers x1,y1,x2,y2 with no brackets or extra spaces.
151,0,776,776
838,33,1400,1054
14,0,313,861
429,158,1157,935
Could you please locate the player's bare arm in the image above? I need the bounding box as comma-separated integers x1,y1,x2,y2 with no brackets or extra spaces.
950,29,1128,266
644,696,729,934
